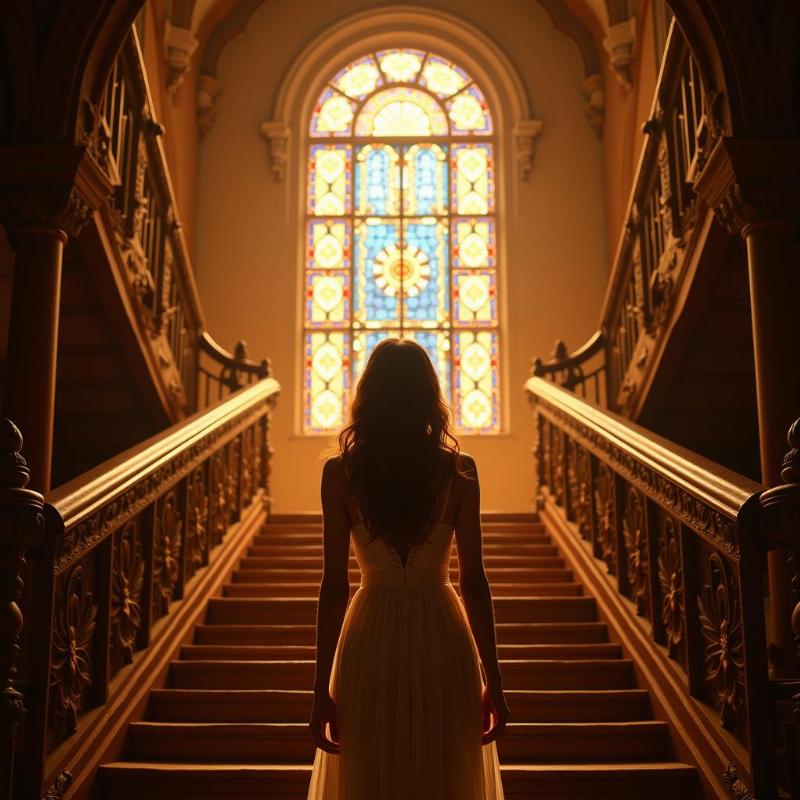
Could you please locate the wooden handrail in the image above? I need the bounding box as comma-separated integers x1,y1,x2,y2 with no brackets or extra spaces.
531,21,723,413
16,378,280,798
525,375,775,797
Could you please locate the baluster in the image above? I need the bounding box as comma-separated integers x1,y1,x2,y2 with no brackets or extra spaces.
93,538,113,707
0,421,44,800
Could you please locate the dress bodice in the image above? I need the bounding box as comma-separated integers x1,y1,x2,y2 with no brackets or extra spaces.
350,521,455,590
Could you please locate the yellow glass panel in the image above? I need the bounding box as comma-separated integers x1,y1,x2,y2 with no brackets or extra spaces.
356,87,448,137
377,49,424,82
420,56,469,97
333,57,382,99
308,145,351,216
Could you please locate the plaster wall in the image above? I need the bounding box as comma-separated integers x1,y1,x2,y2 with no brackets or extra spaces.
193,0,609,513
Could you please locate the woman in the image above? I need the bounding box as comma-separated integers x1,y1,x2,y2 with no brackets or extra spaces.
307,338,509,799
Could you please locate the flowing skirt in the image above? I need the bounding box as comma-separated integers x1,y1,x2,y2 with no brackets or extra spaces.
306,581,505,800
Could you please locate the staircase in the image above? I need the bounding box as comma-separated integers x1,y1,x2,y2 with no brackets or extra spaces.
99,515,698,799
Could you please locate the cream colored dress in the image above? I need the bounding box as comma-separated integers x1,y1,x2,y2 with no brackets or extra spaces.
307,485,505,800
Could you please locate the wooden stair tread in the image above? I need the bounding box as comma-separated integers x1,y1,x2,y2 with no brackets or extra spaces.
99,518,698,798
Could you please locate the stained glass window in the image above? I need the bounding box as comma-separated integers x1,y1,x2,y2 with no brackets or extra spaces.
304,49,500,434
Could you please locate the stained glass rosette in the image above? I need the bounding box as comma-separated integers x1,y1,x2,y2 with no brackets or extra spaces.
304,49,499,435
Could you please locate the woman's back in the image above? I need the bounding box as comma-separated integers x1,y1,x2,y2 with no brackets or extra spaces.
307,339,508,799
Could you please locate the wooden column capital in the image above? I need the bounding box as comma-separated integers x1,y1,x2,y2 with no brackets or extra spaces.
694,137,800,236
0,145,112,241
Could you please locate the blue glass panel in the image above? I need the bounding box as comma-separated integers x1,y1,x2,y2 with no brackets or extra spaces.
355,145,400,216
402,220,449,325
405,144,448,216
353,220,401,326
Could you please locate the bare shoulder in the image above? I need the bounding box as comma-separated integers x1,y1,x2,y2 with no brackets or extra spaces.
456,451,478,479
321,454,346,487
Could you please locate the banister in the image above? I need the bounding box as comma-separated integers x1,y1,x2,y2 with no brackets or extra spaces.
91,28,270,416
532,21,723,413
16,377,280,798
525,375,775,797
526,376,759,522
49,378,279,549
531,332,606,403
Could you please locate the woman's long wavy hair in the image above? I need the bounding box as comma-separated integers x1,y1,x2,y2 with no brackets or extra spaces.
339,338,462,553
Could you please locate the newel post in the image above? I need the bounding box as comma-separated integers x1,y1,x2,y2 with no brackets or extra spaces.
0,420,44,800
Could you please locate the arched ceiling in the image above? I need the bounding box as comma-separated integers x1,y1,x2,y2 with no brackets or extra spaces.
168,0,614,82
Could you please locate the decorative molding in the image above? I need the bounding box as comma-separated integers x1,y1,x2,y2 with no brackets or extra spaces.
196,74,223,137
581,73,605,134
42,772,74,800
260,121,291,181
722,763,754,800
603,17,636,91
164,23,198,95
512,119,544,181
693,137,800,236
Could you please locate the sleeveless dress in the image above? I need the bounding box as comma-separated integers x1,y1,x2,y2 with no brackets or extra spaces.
306,481,505,800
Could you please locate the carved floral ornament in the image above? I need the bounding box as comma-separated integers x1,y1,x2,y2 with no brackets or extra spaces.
111,522,145,671
50,564,97,734
697,551,746,730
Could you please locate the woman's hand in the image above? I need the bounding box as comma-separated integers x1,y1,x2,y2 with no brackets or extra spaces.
481,682,509,744
309,689,340,755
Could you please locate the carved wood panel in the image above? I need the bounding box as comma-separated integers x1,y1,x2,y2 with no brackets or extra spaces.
184,462,209,583
622,485,650,617
656,511,686,665
240,425,255,510
110,519,145,675
697,550,746,734
593,462,617,573
226,436,241,524
152,489,183,622
49,562,98,737
551,428,565,507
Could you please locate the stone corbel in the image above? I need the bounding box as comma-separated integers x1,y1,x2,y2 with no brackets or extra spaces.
260,122,291,182
196,74,222,137
512,119,544,181
581,74,605,135
164,23,198,95
603,18,637,91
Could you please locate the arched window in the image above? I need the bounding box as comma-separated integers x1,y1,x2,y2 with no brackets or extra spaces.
303,49,499,434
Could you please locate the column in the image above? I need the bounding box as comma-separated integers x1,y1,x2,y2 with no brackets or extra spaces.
0,148,111,494
696,137,800,677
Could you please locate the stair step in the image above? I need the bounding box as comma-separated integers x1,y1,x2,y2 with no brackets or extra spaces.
500,659,633,690
179,642,618,662
221,581,584,598
237,555,567,569
246,543,559,557
129,722,313,762
204,596,596,625
195,624,316,646
147,687,650,724
168,658,631,691
250,531,552,547
231,566,574,583
192,621,610,646
99,762,696,799
148,689,312,722
499,721,669,762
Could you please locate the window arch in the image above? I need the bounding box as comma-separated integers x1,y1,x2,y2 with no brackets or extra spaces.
303,49,500,434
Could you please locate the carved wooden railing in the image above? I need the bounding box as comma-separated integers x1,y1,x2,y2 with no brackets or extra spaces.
525,376,775,798
86,28,266,416
8,378,279,799
533,22,722,415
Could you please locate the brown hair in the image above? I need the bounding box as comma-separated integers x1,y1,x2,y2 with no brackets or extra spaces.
338,338,461,553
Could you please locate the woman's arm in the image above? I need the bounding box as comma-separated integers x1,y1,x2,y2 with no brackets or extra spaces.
309,456,351,754
453,455,509,744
